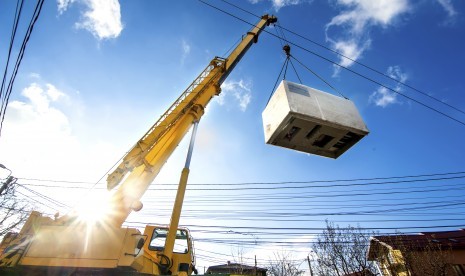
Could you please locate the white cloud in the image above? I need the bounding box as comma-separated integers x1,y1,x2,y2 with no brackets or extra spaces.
271,0,305,11
58,0,123,40
57,0,76,14
326,0,409,74
182,40,191,56
369,66,407,107
1,83,75,178
28,72,41,79
181,40,191,65
0,82,117,183
218,79,252,112
46,83,66,101
370,87,397,107
437,0,458,19
328,0,409,34
248,0,309,11
331,38,371,75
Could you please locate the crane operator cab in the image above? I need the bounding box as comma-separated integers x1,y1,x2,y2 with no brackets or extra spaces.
132,225,196,276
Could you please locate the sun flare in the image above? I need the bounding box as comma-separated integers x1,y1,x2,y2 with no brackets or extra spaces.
74,191,111,224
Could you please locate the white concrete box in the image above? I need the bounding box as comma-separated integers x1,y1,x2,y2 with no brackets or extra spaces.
262,80,369,158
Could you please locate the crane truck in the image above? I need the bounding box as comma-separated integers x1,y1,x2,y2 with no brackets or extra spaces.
0,14,278,276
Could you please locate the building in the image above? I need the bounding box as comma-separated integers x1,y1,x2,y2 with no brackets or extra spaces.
367,229,465,276
206,261,267,276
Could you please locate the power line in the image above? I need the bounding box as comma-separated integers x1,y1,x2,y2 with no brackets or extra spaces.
17,170,465,188
16,183,70,209
16,181,465,201
169,185,465,199
290,54,346,99
16,174,465,217
197,0,465,127
15,190,60,212
126,221,465,232
0,0,24,103
131,227,465,239
216,0,465,116
90,198,465,213
22,184,465,208
17,176,465,208
0,0,46,137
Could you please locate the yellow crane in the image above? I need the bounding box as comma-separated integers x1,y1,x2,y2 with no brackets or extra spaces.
0,14,277,276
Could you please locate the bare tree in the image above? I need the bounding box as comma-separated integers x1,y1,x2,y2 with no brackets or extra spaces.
267,251,305,276
230,246,247,274
0,176,30,238
312,221,377,276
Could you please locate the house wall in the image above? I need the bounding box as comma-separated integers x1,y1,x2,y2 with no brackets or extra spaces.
374,247,465,276
451,249,465,265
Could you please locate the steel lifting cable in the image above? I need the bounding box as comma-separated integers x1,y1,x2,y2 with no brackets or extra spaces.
217,0,465,117
277,23,303,84
279,22,348,99
277,23,292,78
199,0,465,126
222,36,242,57
266,57,289,105
268,44,348,104
266,28,292,105
290,54,348,99
288,55,303,84
283,54,290,80
271,23,345,101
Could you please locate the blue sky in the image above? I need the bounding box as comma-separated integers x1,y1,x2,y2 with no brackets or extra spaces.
0,0,464,273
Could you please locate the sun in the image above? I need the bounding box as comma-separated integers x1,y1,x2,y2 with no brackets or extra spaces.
74,191,112,224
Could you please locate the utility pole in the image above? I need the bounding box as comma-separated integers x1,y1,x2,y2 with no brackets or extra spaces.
307,255,314,276
254,255,257,276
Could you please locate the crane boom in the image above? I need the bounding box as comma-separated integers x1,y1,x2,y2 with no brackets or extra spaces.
106,14,277,227
0,14,277,276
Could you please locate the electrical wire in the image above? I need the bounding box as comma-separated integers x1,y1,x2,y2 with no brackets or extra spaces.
126,221,465,233
15,190,59,212
0,0,24,103
1,1,463,264
17,171,465,187
275,24,303,84
19,184,465,208
16,183,70,209
21,175,465,192
14,172,460,222
0,0,45,137
290,54,346,98
216,0,465,116
197,0,465,127
84,198,465,213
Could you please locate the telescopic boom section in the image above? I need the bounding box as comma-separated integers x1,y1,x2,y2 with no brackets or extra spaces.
106,15,277,227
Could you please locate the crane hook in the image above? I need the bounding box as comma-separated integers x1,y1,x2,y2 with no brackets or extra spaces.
283,44,291,57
